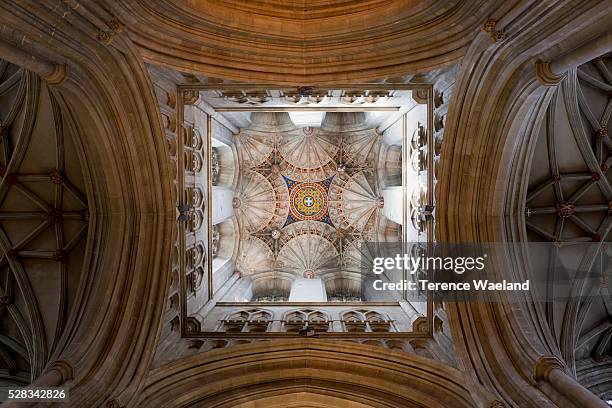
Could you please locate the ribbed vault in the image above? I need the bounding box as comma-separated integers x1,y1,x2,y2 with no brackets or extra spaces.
436,2,612,406
0,59,89,386
525,54,612,397
0,3,176,406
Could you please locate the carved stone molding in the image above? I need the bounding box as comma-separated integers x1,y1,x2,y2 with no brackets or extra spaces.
535,60,565,86
481,18,505,43
533,356,566,382
107,0,513,83
183,90,200,105
49,360,75,384
412,316,429,333
135,339,484,407
437,3,612,405
0,3,175,404
413,88,429,104
43,63,68,86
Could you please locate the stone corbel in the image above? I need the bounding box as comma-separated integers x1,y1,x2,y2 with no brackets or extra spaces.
533,355,608,407
0,40,68,86
412,89,428,104
183,90,200,105
411,315,429,333
31,360,74,388
532,355,565,382
534,60,565,86
43,64,69,86
49,360,74,384
536,31,612,87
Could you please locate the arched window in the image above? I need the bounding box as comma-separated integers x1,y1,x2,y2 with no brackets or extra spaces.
185,241,206,294
341,309,393,333
282,309,330,333
221,309,272,333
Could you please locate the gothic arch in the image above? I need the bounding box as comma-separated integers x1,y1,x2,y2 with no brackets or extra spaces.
0,60,89,386
216,390,382,408
0,3,176,406
107,0,508,83
436,2,612,406
136,340,485,408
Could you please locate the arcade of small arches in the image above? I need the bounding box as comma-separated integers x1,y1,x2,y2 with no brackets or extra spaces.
218,308,397,334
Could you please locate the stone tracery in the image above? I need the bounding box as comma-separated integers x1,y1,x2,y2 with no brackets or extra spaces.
232,113,396,292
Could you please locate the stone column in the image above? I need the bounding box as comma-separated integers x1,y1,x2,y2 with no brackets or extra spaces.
536,31,612,86
31,360,72,386
2,361,74,408
0,40,67,85
533,356,609,408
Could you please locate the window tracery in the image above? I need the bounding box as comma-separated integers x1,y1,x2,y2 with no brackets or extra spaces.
221,309,272,333
341,310,393,332
282,309,330,333
185,242,206,294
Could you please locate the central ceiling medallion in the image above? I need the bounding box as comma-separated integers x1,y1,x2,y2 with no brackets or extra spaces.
285,176,334,227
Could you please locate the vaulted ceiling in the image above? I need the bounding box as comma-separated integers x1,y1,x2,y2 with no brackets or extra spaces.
0,59,89,386
233,112,400,299
525,54,612,395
